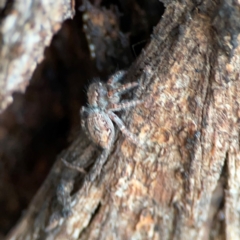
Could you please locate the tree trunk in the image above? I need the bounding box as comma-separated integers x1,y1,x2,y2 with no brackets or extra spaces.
6,0,240,239
0,0,73,112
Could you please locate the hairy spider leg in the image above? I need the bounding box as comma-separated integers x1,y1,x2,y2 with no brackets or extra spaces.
87,149,110,182
107,70,126,85
61,158,86,173
108,111,139,146
107,99,143,112
60,144,96,174
108,81,139,98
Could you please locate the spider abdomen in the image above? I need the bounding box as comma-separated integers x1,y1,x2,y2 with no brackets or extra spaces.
87,109,115,149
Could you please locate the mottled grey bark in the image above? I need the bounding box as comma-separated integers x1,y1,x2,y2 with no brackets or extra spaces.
0,0,74,112
6,0,240,239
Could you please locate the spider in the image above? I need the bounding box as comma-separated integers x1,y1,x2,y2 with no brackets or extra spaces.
62,70,142,182
81,70,142,150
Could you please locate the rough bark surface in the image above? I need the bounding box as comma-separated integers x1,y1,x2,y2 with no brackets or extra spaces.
0,0,74,112
6,0,240,239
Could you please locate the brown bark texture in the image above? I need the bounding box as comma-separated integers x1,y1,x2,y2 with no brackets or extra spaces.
5,0,240,239
0,0,74,112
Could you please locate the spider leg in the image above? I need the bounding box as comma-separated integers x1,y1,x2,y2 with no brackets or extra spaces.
61,158,86,173
107,70,126,85
108,111,139,146
87,149,110,182
107,99,143,112
61,144,97,173
108,82,138,98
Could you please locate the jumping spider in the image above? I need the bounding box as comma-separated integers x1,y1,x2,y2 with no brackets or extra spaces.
81,70,143,180
63,70,142,181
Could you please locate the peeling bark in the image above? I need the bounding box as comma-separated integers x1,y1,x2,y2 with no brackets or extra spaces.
5,0,240,239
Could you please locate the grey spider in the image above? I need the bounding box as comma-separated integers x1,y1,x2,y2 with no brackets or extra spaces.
62,70,142,181
81,70,142,150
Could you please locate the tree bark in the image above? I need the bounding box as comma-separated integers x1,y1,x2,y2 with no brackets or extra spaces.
6,0,240,239
0,0,74,112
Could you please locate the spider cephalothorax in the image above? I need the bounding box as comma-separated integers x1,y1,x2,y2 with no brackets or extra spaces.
81,70,142,150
